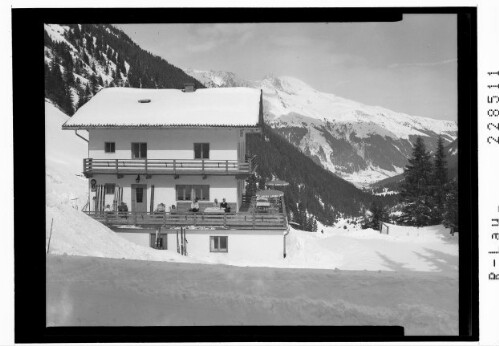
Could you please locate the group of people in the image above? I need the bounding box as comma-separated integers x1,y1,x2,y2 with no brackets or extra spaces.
189,197,231,213
102,199,232,214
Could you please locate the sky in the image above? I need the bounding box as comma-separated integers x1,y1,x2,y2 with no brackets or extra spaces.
115,15,457,121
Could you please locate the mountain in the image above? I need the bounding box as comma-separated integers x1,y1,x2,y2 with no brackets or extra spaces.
44,24,204,115
183,70,458,188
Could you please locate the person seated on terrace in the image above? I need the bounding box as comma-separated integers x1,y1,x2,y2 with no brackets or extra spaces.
220,198,231,213
190,198,200,212
155,203,166,213
104,204,112,213
118,202,128,219
213,198,219,208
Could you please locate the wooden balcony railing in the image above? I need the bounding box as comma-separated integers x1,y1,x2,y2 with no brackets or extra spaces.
83,158,253,177
84,211,287,231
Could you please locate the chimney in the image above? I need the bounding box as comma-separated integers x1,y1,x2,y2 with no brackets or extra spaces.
183,82,195,92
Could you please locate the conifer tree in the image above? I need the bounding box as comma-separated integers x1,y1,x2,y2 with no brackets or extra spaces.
245,174,258,196
431,136,448,223
442,179,458,234
399,137,433,227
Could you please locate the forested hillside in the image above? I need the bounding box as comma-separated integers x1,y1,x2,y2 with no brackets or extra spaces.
44,24,204,115
247,125,397,226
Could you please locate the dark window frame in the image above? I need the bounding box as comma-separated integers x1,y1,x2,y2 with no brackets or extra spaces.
104,183,115,195
131,142,147,159
194,143,210,159
176,184,209,201
210,236,228,253
104,142,115,153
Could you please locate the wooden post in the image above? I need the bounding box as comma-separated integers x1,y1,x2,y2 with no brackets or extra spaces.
145,158,148,176
226,160,229,174
173,159,177,175
202,159,205,174
133,212,137,225
176,229,180,253
115,159,119,175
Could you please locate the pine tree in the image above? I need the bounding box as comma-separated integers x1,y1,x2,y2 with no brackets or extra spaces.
245,174,258,196
362,201,387,229
431,136,448,223
399,137,434,227
312,219,318,232
442,179,458,234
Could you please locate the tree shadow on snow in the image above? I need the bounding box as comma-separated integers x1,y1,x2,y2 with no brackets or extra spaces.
375,251,410,272
413,248,458,273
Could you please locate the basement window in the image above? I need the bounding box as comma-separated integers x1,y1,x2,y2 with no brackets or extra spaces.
150,233,167,250
210,236,228,253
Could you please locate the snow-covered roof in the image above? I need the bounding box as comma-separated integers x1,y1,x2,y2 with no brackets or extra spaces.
63,87,262,129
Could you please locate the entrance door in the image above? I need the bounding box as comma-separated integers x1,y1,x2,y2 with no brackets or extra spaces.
131,184,147,213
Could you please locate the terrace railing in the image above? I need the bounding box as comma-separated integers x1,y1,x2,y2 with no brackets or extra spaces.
83,158,253,177
85,211,287,231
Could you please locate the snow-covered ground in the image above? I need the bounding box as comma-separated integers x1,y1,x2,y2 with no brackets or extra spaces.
46,254,458,334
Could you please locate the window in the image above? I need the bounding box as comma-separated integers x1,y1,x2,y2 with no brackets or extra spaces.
150,233,167,250
176,185,209,201
194,143,209,159
210,236,228,253
131,143,147,159
104,184,115,195
105,142,115,153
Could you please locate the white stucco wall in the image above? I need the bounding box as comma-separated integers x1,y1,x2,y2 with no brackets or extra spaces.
115,229,285,262
90,174,239,212
117,232,152,248
88,128,243,160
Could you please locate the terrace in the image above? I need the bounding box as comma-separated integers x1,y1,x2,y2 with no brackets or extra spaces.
84,193,288,231
84,210,288,231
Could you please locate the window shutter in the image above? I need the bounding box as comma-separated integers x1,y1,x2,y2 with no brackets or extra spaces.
132,143,139,159
194,143,201,159
202,143,209,159
140,143,147,158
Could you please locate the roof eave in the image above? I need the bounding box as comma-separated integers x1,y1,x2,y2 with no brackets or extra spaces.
62,124,262,130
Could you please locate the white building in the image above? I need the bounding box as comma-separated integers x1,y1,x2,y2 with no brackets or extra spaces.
63,86,289,261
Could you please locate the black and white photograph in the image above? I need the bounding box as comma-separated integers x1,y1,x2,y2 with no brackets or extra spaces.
7,4,482,344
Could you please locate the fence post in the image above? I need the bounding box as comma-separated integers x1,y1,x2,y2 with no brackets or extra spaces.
226,160,229,174
115,159,119,175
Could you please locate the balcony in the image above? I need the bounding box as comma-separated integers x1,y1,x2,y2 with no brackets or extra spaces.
83,158,253,178
84,211,288,231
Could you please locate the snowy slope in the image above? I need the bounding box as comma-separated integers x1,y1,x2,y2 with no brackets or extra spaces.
184,70,457,187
